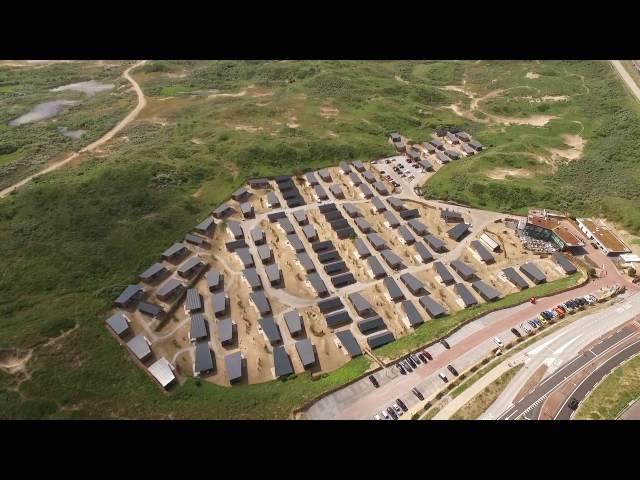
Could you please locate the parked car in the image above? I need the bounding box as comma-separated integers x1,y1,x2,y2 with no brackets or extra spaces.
402,360,413,373
410,353,421,365
396,399,408,411
493,337,504,348
418,353,428,363
393,403,403,416
406,357,417,369
521,322,532,334
387,407,398,420
412,388,424,400
447,364,459,376
423,350,433,361
439,372,448,382
568,397,580,410
397,363,406,375
528,320,538,329
511,327,521,337
553,308,565,318
374,414,382,420
381,410,390,420
533,318,543,328
441,339,451,349
369,375,379,388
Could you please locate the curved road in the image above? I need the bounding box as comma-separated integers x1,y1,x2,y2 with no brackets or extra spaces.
611,60,640,103
0,60,148,199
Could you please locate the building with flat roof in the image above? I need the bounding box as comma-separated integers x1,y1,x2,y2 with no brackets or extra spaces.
106,312,131,337
472,280,502,302
408,219,428,236
293,209,308,225
383,211,400,228
307,272,328,296
523,215,585,252
414,242,434,263
249,178,270,189
355,217,374,234
139,262,168,283
353,160,366,172
368,233,388,251
114,284,144,308
148,358,176,389
503,267,529,290
178,256,206,278
189,312,209,341
331,272,355,287
398,225,415,245
441,208,464,223
218,319,234,345
479,233,500,252
381,249,404,270
348,172,362,186
235,248,254,268
400,272,425,296
157,278,185,302
257,244,273,264
357,316,385,334
425,234,447,252
185,288,203,313
273,345,293,378
455,283,478,307
419,295,447,318
344,203,362,218
349,292,374,316
225,351,243,383
366,330,395,349
388,197,405,211
371,196,386,213
318,169,332,182
335,330,362,357
283,310,303,336
206,270,222,292
314,184,329,201
383,277,404,302
243,268,263,290
139,302,164,319
296,252,316,272
402,300,424,327
363,171,376,184
127,335,152,362
576,218,630,255
318,297,344,313
354,238,371,259
450,259,477,281
194,216,216,236
212,292,228,317
447,222,470,241
367,256,386,279
339,161,352,174
266,191,280,209
194,340,214,375
552,252,577,274
433,261,455,285
295,339,316,368
265,264,282,286
304,172,319,186
302,224,318,242
519,262,547,284
231,187,250,202
325,310,352,328
359,183,374,199
161,242,189,262
213,203,235,219
470,240,495,264
185,233,206,247
251,291,272,315
259,316,282,344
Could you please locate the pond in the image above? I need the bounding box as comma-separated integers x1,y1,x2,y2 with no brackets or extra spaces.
8,100,78,126
59,127,87,139
50,80,115,96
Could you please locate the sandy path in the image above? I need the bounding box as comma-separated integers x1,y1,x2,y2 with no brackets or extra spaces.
0,60,148,199
611,60,640,103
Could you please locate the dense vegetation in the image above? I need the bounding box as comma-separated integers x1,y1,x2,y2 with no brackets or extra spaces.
424,61,640,232
0,61,136,190
1,60,639,419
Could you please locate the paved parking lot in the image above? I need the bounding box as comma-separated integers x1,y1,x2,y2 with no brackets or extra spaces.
371,155,429,194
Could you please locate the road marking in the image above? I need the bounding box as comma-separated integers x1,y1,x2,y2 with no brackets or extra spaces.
553,335,583,355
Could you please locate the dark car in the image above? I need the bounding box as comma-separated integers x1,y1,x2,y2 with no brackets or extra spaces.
423,350,433,360
369,375,379,388
410,354,421,365
387,407,398,420
510,327,521,338
447,364,459,376
396,398,408,412
411,388,424,401
407,357,417,369
528,320,538,329
402,360,413,373
397,363,406,375
441,339,451,349
418,353,428,363
568,397,580,410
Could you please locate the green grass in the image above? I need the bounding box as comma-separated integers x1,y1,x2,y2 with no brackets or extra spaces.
421,406,441,420
575,353,640,420
375,272,582,360
450,365,523,420
0,60,636,419
0,61,137,190
424,61,640,233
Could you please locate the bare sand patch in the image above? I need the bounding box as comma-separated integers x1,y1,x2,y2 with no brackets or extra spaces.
548,134,586,161
191,138,204,145
208,90,247,99
320,106,339,118
234,124,264,133
395,75,410,85
526,72,540,79
486,168,534,180
0,349,33,375
286,117,300,128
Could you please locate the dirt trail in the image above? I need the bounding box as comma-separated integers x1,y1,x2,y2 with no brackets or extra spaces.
0,60,148,199
611,60,640,103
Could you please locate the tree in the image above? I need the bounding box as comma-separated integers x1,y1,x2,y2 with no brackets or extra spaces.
629,267,636,278
588,267,597,278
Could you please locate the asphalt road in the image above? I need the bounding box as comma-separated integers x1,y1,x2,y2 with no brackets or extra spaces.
611,60,640,103
497,323,639,420
555,339,640,420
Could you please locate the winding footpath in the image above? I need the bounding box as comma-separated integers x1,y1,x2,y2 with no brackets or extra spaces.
0,60,148,199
